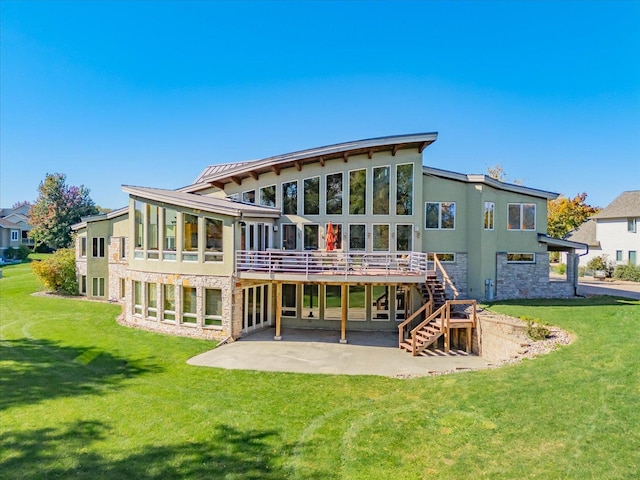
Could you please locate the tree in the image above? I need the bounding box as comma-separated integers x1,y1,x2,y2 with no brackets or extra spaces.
547,192,599,239
486,163,524,185
31,248,78,295
12,200,31,209
28,173,99,249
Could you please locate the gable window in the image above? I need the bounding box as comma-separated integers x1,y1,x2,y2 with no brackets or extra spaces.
349,224,366,251
372,224,390,251
325,223,342,250
508,203,536,230
282,224,297,250
205,288,223,326
396,224,413,252
281,284,297,317
373,166,390,215
484,202,495,230
303,224,319,250
10,230,19,241
259,185,276,207
628,218,637,233
80,237,87,257
349,169,367,215
182,287,197,324
92,237,105,258
242,190,255,204
506,253,535,263
205,218,223,262
146,283,157,318
326,173,343,215
134,200,144,249
303,177,320,215
396,163,413,215
282,181,298,215
425,202,456,229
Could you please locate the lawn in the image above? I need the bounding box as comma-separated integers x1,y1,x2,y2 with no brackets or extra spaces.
1,262,638,479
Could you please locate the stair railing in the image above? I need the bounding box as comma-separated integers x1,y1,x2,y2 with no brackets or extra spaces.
409,302,449,356
432,255,459,299
397,300,432,348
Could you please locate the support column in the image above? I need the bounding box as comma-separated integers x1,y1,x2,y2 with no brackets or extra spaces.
340,284,348,344
274,283,282,340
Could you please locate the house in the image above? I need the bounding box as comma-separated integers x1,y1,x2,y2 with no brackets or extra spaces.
0,205,33,259
566,190,640,267
72,133,585,346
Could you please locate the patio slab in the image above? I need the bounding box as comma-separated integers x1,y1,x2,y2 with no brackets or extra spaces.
187,328,492,377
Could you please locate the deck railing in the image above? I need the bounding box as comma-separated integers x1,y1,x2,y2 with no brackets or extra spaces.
236,250,430,276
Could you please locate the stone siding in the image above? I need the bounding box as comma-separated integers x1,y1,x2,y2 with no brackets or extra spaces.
107,236,127,303
496,252,574,300
436,253,468,298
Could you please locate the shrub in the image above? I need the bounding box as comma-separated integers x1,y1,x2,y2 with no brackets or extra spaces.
586,255,614,277
552,263,567,275
31,248,78,295
3,246,15,260
613,263,640,282
521,316,551,341
15,245,31,261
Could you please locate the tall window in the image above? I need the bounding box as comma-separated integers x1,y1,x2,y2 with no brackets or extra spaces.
508,203,536,230
396,163,413,215
164,209,177,251
281,284,297,317
326,173,343,215
349,169,367,215
484,202,495,230
303,177,320,215
205,218,223,261
303,284,319,318
372,286,390,320
373,166,390,215
324,285,342,320
183,214,198,251
92,278,105,297
628,218,637,233
372,224,390,251
147,204,159,251
349,224,366,251
133,281,142,315
425,202,456,229
134,200,144,249
92,237,105,258
396,224,413,252
630,251,637,265
348,285,366,320
80,275,87,295
282,224,297,250
182,287,197,324
80,237,87,257
304,224,319,250
259,185,276,207
146,283,157,318
205,288,223,326
163,284,175,322
242,190,255,204
282,181,298,215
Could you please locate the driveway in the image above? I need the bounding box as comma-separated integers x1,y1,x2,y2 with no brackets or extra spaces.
577,278,640,300
188,328,492,377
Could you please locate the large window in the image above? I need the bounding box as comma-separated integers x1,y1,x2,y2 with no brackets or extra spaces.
134,200,144,249
92,237,105,258
303,177,320,215
205,218,223,262
133,281,142,315
484,202,495,230
281,284,297,317
396,163,413,215
282,181,298,215
259,185,276,207
147,204,159,251
163,284,175,322
303,284,319,318
326,173,343,215
425,202,456,230
508,203,536,230
182,287,197,324
349,169,367,215
372,224,390,251
349,224,366,251
324,285,342,320
164,209,177,253
146,283,157,318
396,224,413,252
205,288,223,326
304,224,319,250
183,214,198,259
282,224,297,250
348,285,366,320
373,166,390,215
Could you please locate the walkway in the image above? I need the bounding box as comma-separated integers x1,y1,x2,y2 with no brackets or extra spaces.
188,328,491,377
577,278,640,300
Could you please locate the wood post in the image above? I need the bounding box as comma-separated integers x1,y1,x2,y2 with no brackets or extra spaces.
340,284,348,344
274,283,282,340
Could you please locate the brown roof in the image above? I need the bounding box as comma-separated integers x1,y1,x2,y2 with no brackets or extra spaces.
592,190,640,219
565,219,599,247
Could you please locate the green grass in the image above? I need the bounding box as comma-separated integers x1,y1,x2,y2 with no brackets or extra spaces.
1,262,639,479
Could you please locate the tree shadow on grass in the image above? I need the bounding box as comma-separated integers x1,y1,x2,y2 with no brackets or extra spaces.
1,420,300,479
0,338,158,411
486,295,638,308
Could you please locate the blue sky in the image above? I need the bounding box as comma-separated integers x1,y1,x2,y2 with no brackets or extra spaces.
1,0,638,210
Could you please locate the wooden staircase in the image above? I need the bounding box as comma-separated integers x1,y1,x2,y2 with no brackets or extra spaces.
399,314,443,355
422,273,447,310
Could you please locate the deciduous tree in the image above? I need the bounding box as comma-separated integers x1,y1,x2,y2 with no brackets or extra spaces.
547,192,599,239
28,173,99,249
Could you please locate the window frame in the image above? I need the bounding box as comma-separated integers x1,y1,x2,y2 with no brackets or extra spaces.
205,217,223,262
425,202,456,230
80,237,87,257
281,223,297,250
91,277,105,297
242,190,256,204
133,280,142,315
372,223,390,252
281,180,298,215
348,224,366,251
303,176,320,215
395,162,414,216
259,185,277,207
204,288,223,327
281,284,297,318
396,224,413,252
372,165,390,215
325,172,343,215
182,286,198,325
146,282,158,319
628,218,637,233
348,168,367,215
484,201,495,230
506,253,536,263
303,224,319,250
507,203,536,231
10,230,19,241
92,237,105,258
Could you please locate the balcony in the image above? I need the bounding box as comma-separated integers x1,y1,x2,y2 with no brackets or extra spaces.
235,250,431,283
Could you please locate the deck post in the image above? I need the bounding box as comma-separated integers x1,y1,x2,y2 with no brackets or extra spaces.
340,284,348,344
444,303,450,353
466,327,472,353
274,283,282,340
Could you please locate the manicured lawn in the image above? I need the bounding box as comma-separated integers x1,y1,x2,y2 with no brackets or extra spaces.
1,262,638,479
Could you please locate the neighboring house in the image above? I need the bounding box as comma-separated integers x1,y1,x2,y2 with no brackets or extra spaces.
72,133,584,343
0,205,33,258
566,190,640,267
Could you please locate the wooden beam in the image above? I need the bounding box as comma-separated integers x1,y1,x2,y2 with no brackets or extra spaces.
392,145,399,156
343,152,348,163
319,156,325,167
275,283,282,340
211,181,225,190
271,165,281,176
248,171,258,180
418,141,428,153
367,149,374,159
231,176,242,186
294,160,302,171
340,284,348,344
